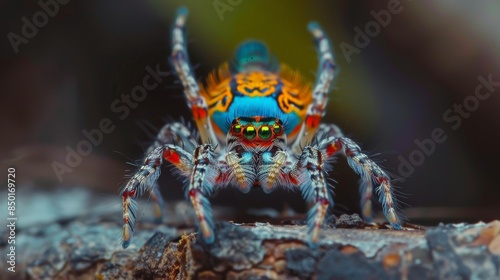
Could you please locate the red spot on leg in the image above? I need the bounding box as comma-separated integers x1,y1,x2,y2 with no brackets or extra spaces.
374,176,388,185
188,189,199,198
317,197,330,206
192,105,207,120
129,189,136,197
122,189,136,199
163,149,181,164
326,140,342,157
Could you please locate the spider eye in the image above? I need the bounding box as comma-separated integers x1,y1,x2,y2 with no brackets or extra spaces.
258,126,272,140
233,124,241,133
273,124,282,134
243,126,256,140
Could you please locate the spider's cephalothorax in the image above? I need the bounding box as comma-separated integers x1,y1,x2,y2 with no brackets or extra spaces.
121,7,402,248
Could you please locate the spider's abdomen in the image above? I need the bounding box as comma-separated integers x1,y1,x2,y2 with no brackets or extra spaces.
200,41,313,142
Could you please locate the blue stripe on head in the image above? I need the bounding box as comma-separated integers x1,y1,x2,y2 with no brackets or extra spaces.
211,96,301,135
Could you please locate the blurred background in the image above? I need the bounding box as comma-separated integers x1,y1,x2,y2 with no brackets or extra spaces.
1,0,499,226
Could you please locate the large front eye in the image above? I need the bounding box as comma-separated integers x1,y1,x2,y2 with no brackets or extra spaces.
233,124,241,133
243,126,256,140
258,126,272,140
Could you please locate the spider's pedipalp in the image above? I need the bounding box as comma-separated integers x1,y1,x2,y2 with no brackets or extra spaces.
225,152,250,192
261,150,287,192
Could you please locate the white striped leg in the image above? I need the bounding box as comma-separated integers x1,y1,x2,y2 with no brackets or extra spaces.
143,122,198,223
292,22,337,153
171,8,218,145
188,144,220,243
315,123,344,140
288,146,332,247
319,136,402,229
147,122,199,154
121,145,193,248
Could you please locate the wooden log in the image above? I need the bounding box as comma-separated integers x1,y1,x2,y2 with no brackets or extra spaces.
2,189,499,279
119,219,499,279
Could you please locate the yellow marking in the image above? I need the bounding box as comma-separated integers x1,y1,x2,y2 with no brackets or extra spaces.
200,221,212,239
200,63,233,114
236,72,278,97
362,200,372,218
123,224,130,241
388,208,398,224
382,181,393,206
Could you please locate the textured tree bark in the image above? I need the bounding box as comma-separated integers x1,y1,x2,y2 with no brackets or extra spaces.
2,189,499,279
121,218,500,279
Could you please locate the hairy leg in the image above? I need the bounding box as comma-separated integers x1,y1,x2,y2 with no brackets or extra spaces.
188,144,221,243
171,8,218,145
287,147,332,246
292,22,337,153
121,145,193,248
143,122,198,222
319,136,402,228
314,123,374,221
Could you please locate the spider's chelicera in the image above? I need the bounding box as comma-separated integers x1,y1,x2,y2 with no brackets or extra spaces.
121,7,402,248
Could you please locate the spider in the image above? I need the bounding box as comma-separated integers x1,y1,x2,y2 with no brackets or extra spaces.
121,7,402,248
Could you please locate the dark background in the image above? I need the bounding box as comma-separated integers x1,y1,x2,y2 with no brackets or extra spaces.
1,0,499,225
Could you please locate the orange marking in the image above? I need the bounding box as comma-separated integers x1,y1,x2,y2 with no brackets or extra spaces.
235,72,279,97
200,63,313,118
200,221,212,239
123,225,130,241
287,124,303,141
